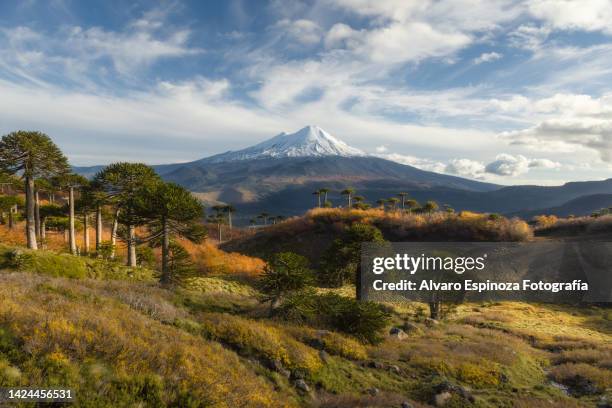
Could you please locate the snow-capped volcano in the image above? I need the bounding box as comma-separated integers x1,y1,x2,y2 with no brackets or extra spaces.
203,125,366,163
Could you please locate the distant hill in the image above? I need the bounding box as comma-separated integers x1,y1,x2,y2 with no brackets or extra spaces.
73,125,612,223
509,193,612,219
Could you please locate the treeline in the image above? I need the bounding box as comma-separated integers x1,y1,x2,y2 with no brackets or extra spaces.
313,187,446,214
0,131,205,284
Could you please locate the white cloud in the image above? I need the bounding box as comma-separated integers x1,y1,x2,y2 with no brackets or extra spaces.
374,153,446,173
445,158,486,178
274,19,322,46
375,145,388,153
508,24,551,51
484,153,561,176
504,117,612,160
473,51,502,64
528,0,612,34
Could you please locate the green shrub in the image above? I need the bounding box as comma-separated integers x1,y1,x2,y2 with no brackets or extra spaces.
278,290,391,344
257,252,313,310
319,223,385,287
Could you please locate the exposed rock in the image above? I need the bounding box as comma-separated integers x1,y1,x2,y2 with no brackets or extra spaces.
432,381,475,405
366,387,380,396
295,379,310,393
389,327,408,340
425,318,440,327
319,350,330,364
434,391,452,407
367,360,385,369
388,365,401,375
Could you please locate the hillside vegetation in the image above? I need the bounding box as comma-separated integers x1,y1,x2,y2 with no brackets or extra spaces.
222,208,532,266
1,234,609,407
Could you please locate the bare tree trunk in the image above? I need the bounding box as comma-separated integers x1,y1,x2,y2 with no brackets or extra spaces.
63,230,68,243
228,211,232,230
127,224,136,267
25,177,38,250
69,186,76,255
318,194,321,208
8,208,14,230
217,223,222,242
95,206,102,251
429,301,441,320
83,213,90,254
41,219,46,248
160,218,170,284
34,189,41,242
110,208,119,259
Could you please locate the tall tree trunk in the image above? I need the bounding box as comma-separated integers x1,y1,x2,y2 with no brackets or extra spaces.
8,208,14,230
324,191,328,203
228,211,232,230
110,208,119,259
127,224,136,267
83,213,90,254
429,301,441,320
160,218,170,285
95,205,102,251
50,193,54,205
34,189,41,242
217,223,222,242
25,177,38,250
347,194,352,208
69,186,76,255
40,218,46,248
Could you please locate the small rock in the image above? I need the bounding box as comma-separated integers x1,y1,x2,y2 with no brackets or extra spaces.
389,327,408,340
434,391,452,407
367,387,380,396
367,360,385,369
425,318,439,327
388,365,401,374
294,379,310,393
401,402,414,408
319,350,330,363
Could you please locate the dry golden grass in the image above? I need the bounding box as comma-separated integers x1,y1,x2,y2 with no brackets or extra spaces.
0,272,292,407
179,238,265,279
304,208,533,241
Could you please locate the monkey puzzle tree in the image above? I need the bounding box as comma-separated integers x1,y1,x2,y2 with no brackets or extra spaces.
319,188,330,204
0,131,70,249
137,181,205,285
397,192,408,210
387,197,400,211
93,163,160,266
55,173,88,255
405,199,419,213
39,203,63,246
341,188,355,208
424,200,439,214
0,195,23,230
312,190,321,208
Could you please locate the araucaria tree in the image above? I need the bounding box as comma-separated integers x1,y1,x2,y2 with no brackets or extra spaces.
257,252,313,314
93,163,160,267
341,188,355,208
0,131,70,249
138,181,205,285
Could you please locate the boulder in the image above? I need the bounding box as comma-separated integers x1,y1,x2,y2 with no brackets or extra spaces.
366,387,380,396
425,318,439,328
294,379,310,393
389,327,408,340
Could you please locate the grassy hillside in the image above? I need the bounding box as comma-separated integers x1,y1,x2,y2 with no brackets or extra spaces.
0,238,609,407
222,208,532,266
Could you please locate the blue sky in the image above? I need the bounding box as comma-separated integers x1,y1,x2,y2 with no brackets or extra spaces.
1,0,612,185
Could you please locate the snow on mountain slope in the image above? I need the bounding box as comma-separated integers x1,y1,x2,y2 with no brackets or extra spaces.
202,125,366,163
